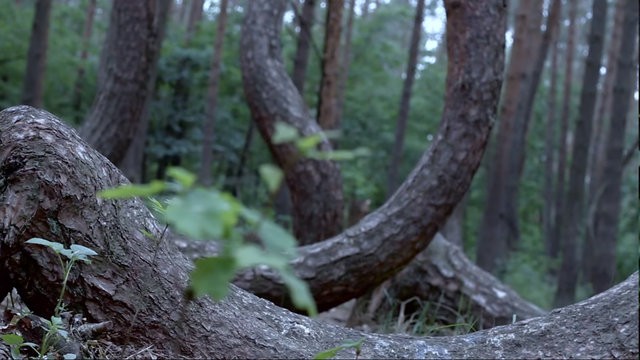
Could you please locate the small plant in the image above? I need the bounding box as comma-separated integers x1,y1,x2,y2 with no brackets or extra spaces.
314,338,365,360
8,238,98,359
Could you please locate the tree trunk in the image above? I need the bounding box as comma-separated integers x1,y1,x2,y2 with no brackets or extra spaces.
549,0,577,263
21,0,52,108
238,0,504,310
476,0,543,274
199,0,229,186
386,0,425,196
118,0,172,183
582,0,626,282
70,0,96,123
554,0,608,308
316,0,343,133
0,106,636,359
542,4,560,258
79,0,164,166
588,0,638,294
240,0,345,245
335,0,356,131
291,0,317,94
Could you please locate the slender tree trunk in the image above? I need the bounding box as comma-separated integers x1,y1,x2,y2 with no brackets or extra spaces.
550,0,577,262
21,0,52,108
589,0,638,294
316,0,344,133
582,0,626,282
232,120,255,197
70,0,96,123
476,0,543,274
335,0,356,130
386,0,425,196
361,0,371,19
199,0,229,186
554,0,608,308
543,6,560,258
291,0,317,94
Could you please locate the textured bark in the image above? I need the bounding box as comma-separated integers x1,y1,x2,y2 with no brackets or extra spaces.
21,0,52,108
291,0,317,94
588,0,638,294
386,0,426,196
346,234,545,331
554,0,608,308
476,0,543,274
316,0,344,132
583,0,626,281
199,0,229,186
79,0,163,166
440,193,466,248
118,0,171,184
238,0,505,311
241,0,344,245
70,0,96,123
1,74,636,360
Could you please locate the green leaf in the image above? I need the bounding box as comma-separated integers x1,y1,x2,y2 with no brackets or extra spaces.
147,197,167,216
314,338,364,359
258,164,284,194
97,181,166,199
234,244,286,268
314,347,341,360
167,167,196,189
69,244,98,257
253,219,297,255
165,189,240,240
280,270,317,316
272,122,300,144
26,238,64,253
295,134,323,152
190,256,237,299
0,333,24,346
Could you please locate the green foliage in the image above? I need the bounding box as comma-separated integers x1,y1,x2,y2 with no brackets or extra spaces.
98,167,317,316
314,338,364,360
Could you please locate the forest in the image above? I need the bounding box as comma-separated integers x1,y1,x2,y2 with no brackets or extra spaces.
0,0,638,358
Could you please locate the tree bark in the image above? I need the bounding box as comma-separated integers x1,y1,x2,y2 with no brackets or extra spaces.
386,0,426,196
1,74,636,360
241,0,344,245
199,0,229,186
554,0,608,308
476,0,543,274
79,0,164,167
238,0,505,311
588,0,638,294
335,0,356,132
21,0,52,108
316,0,344,133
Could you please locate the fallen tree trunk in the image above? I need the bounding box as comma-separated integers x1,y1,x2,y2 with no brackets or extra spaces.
1,106,638,359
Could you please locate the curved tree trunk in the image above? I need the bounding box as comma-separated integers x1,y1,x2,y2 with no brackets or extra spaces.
238,0,505,312
240,0,344,245
0,106,637,360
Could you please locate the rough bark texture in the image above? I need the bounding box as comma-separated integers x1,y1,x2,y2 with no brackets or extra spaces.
554,0,607,308
199,0,229,186
589,0,638,294
386,0,426,196
238,0,505,312
475,0,543,274
241,0,344,245
316,0,344,132
118,0,171,183
21,0,52,108
79,0,163,166
1,108,637,359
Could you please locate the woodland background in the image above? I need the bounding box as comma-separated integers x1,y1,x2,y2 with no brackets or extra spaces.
0,0,638,316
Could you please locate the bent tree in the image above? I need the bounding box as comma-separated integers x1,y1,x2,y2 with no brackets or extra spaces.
0,0,637,358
